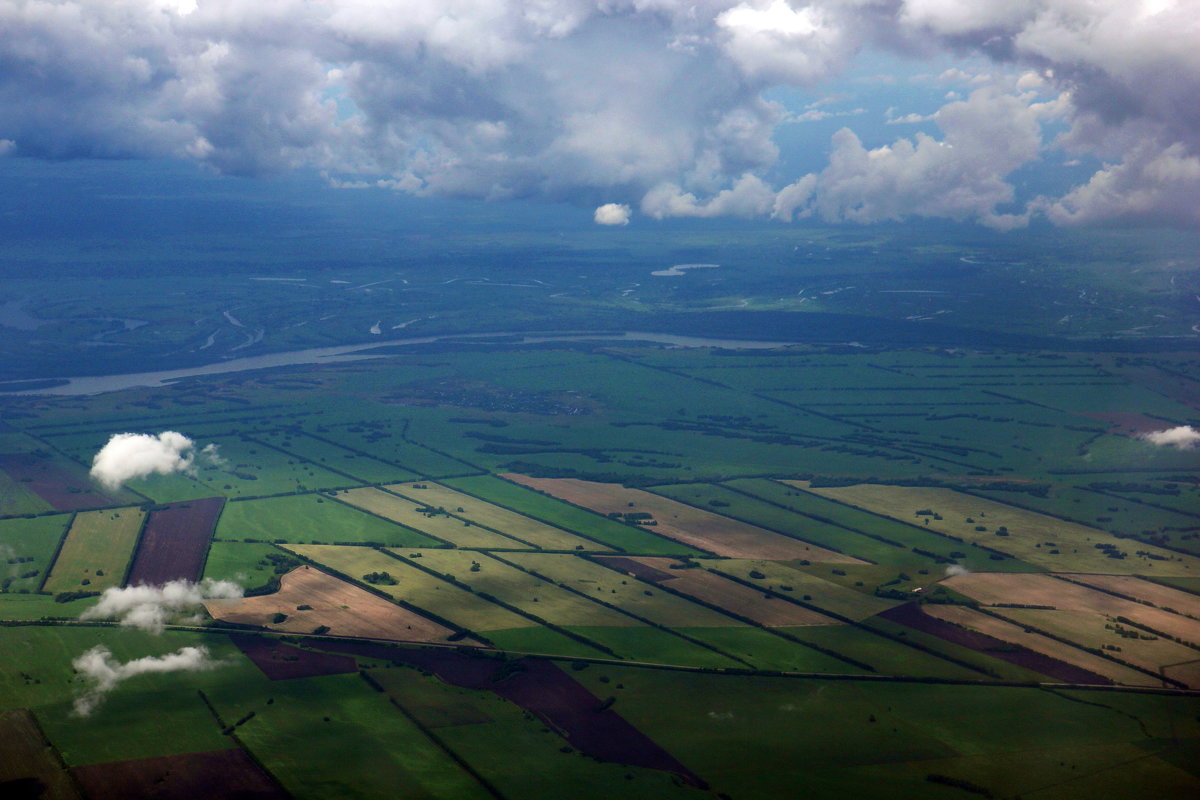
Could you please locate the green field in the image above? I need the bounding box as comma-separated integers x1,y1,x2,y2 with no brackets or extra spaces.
43,507,144,593
217,493,440,547
0,514,72,593
207,672,492,800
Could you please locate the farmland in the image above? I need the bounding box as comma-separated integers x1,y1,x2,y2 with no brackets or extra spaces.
1,335,1199,798
205,565,474,644
125,497,225,586
505,476,862,561
43,507,144,593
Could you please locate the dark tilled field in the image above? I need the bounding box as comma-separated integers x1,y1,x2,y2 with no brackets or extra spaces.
0,453,116,511
72,748,287,800
125,497,225,586
879,603,1112,685
231,634,358,681
592,555,679,583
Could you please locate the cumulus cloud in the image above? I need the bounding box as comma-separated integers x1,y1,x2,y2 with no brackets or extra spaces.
72,644,224,717
594,202,631,225
1139,426,1200,450
90,431,219,491
944,564,970,578
0,1,1195,227
81,578,243,634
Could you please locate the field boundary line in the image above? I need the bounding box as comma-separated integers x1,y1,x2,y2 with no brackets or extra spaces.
377,547,619,658
434,477,623,553
580,554,877,673
485,551,754,669
35,512,76,594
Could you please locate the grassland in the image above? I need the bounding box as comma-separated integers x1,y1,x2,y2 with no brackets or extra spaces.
43,507,144,593
206,672,493,800
0,514,71,593
217,493,440,547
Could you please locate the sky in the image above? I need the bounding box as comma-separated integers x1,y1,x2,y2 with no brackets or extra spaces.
1,0,1197,231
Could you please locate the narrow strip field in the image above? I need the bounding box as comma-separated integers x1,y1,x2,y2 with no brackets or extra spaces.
920,604,1156,686
797,481,1198,575
502,552,743,628
616,557,837,627
704,559,899,621
334,487,529,549
284,544,534,632
391,549,635,627
997,607,1200,684
878,603,1110,684
386,482,604,550
126,497,225,585
218,493,439,547
942,572,1200,647
504,475,862,561
1058,574,1200,618
44,507,144,593
206,565,474,644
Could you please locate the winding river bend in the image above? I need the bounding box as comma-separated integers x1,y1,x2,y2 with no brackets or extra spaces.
0,331,798,396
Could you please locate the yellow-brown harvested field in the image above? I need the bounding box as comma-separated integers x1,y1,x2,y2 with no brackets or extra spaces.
623,557,837,627
998,608,1200,685
1059,574,1200,618
284,544,534,631
503,475,863,562
334,488,530,549
921,605,1156,686
499,551,742,627
388,549,636,627
1163,660,1200,688
385,483,605,551
204,565,476,644
943,572,1200,647
796,481,1198,576
43,507,145,593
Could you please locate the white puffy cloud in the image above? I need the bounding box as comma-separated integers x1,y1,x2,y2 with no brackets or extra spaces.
0,1,1195,227
81,578,244,634
594,202,631,225
643,173,776,219
72,644,224,716
1139,426,1200,450
90,431,219,491
1043,141,1200,227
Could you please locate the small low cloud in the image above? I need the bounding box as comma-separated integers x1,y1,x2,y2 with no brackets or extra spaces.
90,431,221,491
944,564,970,578
81,579,243,634
0,139,14,156
1139,426,1200,450
594,203,631,226
72,644,224,717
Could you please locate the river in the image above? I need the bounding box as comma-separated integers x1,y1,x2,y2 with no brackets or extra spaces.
0,331,799,397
